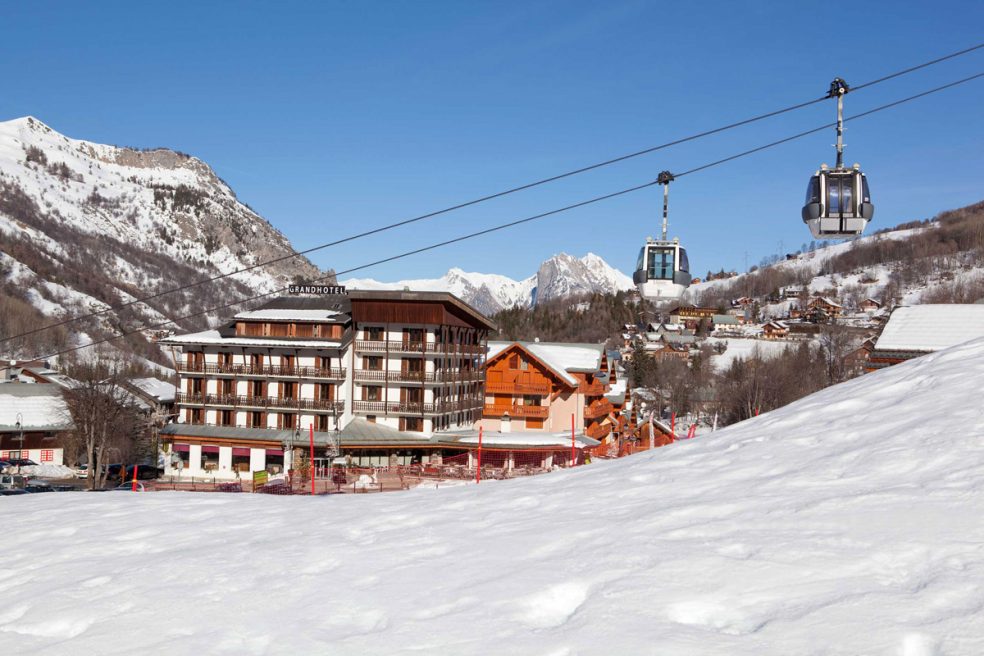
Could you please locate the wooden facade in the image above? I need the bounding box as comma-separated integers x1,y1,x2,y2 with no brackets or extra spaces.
482,342,612,438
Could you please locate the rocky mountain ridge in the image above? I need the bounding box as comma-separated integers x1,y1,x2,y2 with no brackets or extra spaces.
0,116,328,365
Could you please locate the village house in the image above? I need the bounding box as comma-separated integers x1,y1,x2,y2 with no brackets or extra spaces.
808,296,843,318
0,384,74,465
668,305,717,330
866,305,984,372
859,298,882,312
762,320,790,339
483,340,616,442
159,289,495,477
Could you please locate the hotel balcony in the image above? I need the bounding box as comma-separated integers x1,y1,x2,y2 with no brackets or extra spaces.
353,369,485,384
484,380,551,395
354,340,486,356
584,398,614,420
352,399,482,415
175,392,343,413
482,404,550,419
176,363,346,380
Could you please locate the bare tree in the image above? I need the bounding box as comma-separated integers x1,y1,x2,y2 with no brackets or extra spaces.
63,363,143,490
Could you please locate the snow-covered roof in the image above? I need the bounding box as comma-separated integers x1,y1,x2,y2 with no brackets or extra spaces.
0,384,72,431
128,377,176,403
487,341,604,387
161,329,343,350
233,309,346,322
451,431,600,449
875,305,984,351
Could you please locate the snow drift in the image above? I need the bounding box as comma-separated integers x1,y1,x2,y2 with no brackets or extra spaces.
3,339,984,654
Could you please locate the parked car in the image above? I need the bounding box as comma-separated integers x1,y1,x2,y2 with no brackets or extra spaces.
24,481,54,493
125,465,164,481
0,473,28,492
104,464,125,479
0,460,12,473
7,458,37,468
113,482,146,492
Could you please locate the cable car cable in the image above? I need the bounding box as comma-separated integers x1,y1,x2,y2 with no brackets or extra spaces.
5,42,983,347
30,69,984,362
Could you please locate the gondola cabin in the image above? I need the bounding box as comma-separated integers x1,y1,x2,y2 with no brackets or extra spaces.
633,237,690,303
802,164,874,239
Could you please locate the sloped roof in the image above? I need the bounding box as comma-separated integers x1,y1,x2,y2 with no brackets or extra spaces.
234,309,347,322
128,377,176,404
487,341,604,387
875,305,984,351
0,384,72,431
160,329,344,350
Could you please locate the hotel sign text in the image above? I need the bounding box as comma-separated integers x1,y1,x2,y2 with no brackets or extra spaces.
289,285,347,295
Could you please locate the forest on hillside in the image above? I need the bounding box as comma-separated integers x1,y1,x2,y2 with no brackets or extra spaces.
693,200,984,309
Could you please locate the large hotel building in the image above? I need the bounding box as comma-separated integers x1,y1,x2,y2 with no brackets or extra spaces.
160,290,495,475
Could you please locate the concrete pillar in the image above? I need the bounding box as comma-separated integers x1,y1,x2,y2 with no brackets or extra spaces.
249,448,266,472
189,444,202,474
218,446,232,476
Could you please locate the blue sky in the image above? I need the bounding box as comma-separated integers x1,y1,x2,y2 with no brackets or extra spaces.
2,1,982,282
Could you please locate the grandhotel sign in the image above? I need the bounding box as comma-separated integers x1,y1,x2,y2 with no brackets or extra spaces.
289,284,347,295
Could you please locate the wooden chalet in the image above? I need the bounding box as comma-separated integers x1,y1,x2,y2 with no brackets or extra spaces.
807,296,843,318
483,341,615,442
762,320,790,339
860,298,882,312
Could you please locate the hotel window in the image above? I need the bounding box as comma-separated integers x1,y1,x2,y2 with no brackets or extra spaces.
281,381,297,400
365,356,383,371
402,417,423,432
316,414,330,432
280,413,297,430
248,411,266,428
363,386,382,401
367,415,377,424
187,408,204,424
318,356,332,370
366,326,384,341
316,383,334,401
219,410,233,426
40,449,54,462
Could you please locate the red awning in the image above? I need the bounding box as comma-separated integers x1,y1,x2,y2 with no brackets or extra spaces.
202,445,220,454
266,449,283,456
174,444,190,452
232,448,250,457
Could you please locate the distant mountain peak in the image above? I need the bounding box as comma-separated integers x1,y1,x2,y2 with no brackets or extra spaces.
343,252,632,316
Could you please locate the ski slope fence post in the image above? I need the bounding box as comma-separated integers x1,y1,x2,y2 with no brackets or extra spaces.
671,412,676,441
476,426,483,484
131,465,138,492
309,425,315,495
571,414,575,467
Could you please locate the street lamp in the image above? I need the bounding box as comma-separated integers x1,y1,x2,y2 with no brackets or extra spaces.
14,412,24,471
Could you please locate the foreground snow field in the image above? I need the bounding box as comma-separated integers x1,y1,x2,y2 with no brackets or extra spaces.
4,342,984,655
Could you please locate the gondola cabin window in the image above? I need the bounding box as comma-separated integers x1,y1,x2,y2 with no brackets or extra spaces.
647,247,676,280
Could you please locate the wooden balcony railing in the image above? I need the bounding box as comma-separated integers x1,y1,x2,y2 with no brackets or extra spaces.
484,380,551,395
176,363,346,379
585,422,612,440
578,381,607,395
482,404,549,419
584,398,613,420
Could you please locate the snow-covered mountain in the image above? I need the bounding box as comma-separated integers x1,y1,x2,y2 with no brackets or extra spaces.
344,252,634,315
0,116,327,362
